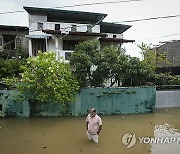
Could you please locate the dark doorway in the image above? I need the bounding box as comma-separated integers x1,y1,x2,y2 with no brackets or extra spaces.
32,38,46,56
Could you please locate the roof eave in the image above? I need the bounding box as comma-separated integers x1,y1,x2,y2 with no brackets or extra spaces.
99,37,135,43
23,6,107,24
100,22,132,34
42,29,107,37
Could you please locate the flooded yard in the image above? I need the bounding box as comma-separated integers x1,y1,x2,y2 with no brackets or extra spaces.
0,107,180,154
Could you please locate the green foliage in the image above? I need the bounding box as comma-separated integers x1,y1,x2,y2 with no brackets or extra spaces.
15,46,29,59
138,42,168,70
169,76,180,85
70,41,155,87
0,46,28,59
70,41,101,87
123,57,155,86
0,59,26,79
94,46,128,86
4,52,79,104
155,73,180,85
138,43,180,86
3,77,19,89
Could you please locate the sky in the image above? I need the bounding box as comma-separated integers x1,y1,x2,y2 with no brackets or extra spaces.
0,0,180,58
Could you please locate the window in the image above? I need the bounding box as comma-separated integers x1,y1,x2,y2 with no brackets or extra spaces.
15,37,22,49
55,24,60,30
37,22,43,30
71,25,77,32
0,38,2,46
113,35,117,38
65,52,72,60
87,25,93,33
3,35,15,50
63,40,80,51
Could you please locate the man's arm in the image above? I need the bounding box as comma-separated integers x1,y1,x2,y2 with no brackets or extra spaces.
97,125,102,135
97,117,102,135
86,121,89,130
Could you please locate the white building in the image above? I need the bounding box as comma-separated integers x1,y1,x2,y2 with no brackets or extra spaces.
24,6,134,62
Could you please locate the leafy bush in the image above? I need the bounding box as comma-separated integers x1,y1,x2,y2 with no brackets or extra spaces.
0,59,26,79
4,52,79,104
169,75,180,85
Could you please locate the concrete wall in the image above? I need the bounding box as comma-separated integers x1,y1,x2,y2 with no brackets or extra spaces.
79,87,156,115
0,87,156,117
0,90,29,117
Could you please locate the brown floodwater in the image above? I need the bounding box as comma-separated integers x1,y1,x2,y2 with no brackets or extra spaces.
0,108,180,154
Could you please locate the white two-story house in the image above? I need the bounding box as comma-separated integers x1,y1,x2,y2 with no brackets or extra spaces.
24,6,134,61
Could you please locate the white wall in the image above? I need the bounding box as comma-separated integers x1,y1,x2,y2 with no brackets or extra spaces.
29,13,101,35
29,14,47,23
49,35,63,51
29,14,47,35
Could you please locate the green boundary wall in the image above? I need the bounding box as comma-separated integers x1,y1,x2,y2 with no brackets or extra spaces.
0,87,156,117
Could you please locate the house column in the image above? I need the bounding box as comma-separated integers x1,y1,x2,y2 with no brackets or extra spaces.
45,33,48,52
29,38,32,57
55,37,60,60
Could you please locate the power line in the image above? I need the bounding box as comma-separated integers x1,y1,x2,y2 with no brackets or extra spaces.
114,14,180,23
140,32,180,41
0,10,25,15
0,0,145,15
53,0,145,9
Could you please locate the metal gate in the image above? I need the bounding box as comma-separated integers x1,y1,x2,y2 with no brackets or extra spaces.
156,90,180,108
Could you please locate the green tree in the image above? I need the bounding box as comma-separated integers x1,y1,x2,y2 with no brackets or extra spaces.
70,41,128,87
138,42,173,85
4,51,79,116
123,57,155,86
138,42,167,71
94,46,128,87
70,40,155,87
0,59,26,79
70,40,101,87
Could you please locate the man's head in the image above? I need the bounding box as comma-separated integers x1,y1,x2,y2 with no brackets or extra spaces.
89,108,96,117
